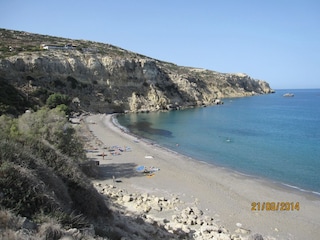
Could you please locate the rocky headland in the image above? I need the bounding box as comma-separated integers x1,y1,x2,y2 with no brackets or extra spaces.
0,28,274,114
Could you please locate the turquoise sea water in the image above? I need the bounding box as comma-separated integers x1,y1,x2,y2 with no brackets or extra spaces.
117,89,320,194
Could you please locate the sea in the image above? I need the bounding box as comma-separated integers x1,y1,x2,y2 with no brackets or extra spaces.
116,89,320,195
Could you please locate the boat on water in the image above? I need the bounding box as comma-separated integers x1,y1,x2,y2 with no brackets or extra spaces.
283,93,294,97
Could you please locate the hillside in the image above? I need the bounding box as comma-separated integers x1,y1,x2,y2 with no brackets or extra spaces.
0,28,274,115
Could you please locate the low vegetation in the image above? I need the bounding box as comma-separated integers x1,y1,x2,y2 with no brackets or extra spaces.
0,104,112,238
0,28,149,59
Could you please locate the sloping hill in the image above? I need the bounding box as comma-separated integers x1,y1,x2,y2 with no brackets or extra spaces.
0,28,273,115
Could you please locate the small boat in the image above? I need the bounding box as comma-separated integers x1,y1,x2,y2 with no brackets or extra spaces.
283,93,294,97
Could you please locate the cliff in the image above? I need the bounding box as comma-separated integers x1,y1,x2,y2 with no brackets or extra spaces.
0,29,274,114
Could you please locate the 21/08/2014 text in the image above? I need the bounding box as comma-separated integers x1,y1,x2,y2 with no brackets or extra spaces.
251,202,300,211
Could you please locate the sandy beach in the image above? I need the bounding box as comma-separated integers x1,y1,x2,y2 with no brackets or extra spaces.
83,113,320,239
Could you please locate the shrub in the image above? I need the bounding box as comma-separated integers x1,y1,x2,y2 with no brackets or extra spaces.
37,220,64,240
0,106,112,231
0,161,55,218
16,107,85,159
55,103,70,115
46,93,70,109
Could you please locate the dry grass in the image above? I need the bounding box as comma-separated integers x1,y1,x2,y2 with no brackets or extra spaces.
0,209,21,230
37,220,64,240
0,209,36,240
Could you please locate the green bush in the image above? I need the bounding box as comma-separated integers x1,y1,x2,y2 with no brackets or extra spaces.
55,103,70,115
46,93,70,109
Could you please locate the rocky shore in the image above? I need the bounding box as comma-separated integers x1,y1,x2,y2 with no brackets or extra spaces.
93,181,259,240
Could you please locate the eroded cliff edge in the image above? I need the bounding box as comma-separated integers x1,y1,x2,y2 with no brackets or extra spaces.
0,29,274,113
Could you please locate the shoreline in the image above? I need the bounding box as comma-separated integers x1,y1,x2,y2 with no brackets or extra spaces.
85,113,320,239
112,113,320,199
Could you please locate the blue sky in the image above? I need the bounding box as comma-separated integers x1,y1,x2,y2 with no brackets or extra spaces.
1,0,319,89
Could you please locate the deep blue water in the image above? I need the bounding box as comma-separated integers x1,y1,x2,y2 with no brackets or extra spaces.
117,89,320,194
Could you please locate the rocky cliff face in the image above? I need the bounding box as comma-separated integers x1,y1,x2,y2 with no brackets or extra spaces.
0,30,274,113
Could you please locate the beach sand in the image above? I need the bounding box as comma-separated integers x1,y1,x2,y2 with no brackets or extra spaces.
83,113,320,239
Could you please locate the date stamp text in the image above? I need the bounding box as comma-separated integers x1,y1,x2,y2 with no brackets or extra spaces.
251,202,300,211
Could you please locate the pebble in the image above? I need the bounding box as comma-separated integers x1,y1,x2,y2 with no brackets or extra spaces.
236,222,242,228
122,195,133,202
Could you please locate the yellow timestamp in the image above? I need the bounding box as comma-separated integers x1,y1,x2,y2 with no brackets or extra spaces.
251,202,300,211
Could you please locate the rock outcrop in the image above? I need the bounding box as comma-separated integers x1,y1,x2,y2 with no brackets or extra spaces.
94,182,268,240
0,29,274,113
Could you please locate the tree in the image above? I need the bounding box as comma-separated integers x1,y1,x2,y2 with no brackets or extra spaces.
46,93,70,109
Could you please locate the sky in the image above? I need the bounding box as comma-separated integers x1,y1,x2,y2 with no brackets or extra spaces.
1,0,319,89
